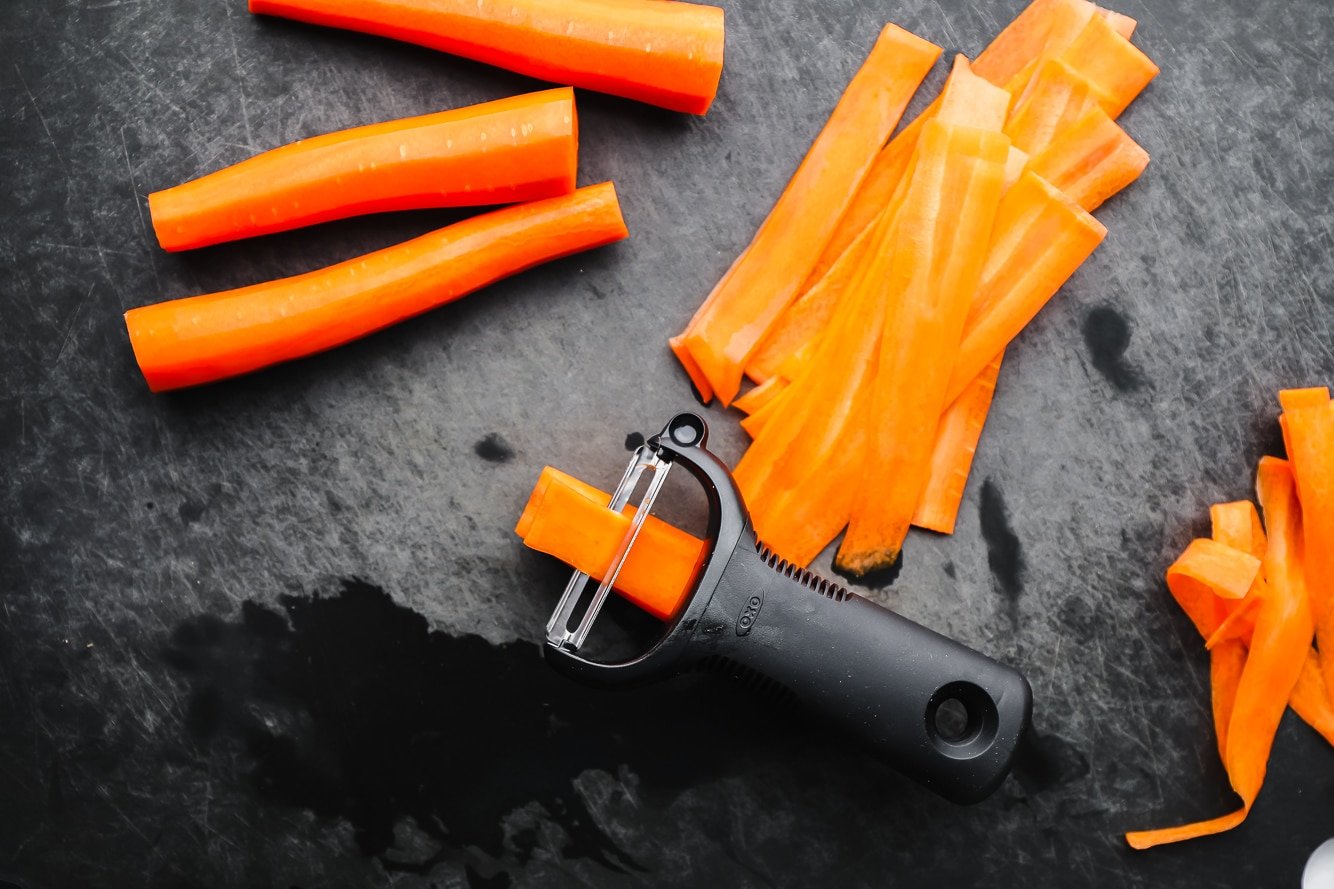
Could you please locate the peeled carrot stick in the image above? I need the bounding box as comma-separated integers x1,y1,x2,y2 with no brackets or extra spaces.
835,123,1010,575
944,172,1104,406
1128,458,1313,849
1028,106,1149,211
1278,388,1334,704
911,354,1003,534
1291,650,1334,746
126,183,627,392
517,467,705,620
249,0,725,115
674,25,940,404
1003,59,1100,155
149,89,578,252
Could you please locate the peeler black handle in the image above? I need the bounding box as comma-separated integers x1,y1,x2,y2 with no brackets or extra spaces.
543,412,1031,804
689,533,1031,803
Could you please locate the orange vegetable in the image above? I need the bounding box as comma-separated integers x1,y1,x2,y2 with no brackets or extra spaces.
945,172,1106,405
1053,11,1158,117
1098,7,1137,39
1003,59,1100,155
1210,640,1246,762
249,0,726,115
786,0,1097,334
516,467,706,620
149,89,578,252
1128,458,1314,849
1164,538,1262,639
835,123,1010,575
911,354,1003,534
672,25,941,404
1028,106,1149,211
746,56,1012,385
1278,387,1334,706
125,183,628,392
732,374,787,420
971,0,1098,85
1291,650,1334,746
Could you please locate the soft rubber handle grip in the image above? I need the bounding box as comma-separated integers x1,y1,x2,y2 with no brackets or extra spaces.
692,536,1031,803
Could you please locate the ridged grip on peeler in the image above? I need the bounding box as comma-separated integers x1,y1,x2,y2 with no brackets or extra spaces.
689,533,1032,804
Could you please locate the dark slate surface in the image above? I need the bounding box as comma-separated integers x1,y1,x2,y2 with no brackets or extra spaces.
2,0,1332,886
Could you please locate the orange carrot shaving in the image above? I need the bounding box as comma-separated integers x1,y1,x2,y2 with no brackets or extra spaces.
126,183,627,392
746,56,1009,385
1003,59,1100,155
1164,538,1262,639
911,354,1003,534
1053,12,1158,117
1128,458,1313,849
945,172,1106,405
672,25,941,404
1028,106,1150,211
249,0,726,115
149,88,578,252
1277,387,1334,707
1291,651,1334,746
1210,641,1246,762
516,467,705,620
835,123,1010,575
1098,7,1137,39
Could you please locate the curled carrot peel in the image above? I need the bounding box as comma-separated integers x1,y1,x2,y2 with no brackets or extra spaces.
149,88,578,252
516,467,705,620
674,24,941,404
1291,650,1334,746
1164,538,1262,640
1128,458,1314,849
1278,388,1334,708
126,183,628,392
249,0,725,115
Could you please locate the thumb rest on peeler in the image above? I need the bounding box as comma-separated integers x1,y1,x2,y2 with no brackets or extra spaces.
544,412,1032,803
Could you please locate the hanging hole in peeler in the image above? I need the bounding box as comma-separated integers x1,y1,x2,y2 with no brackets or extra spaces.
926,681,1000,759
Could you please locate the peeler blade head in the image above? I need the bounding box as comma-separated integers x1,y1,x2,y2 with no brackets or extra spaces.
544,444,672,652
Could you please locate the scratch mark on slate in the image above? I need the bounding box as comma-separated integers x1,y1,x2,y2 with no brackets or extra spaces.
473,433,515,463
979,479,1024,624
14,64,71,180
54,284,94,368
1082,307,1145,392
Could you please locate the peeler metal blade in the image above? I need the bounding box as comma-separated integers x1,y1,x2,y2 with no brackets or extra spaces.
544,442,672,652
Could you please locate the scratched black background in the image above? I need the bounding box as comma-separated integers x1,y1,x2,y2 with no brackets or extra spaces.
3,0,1333,886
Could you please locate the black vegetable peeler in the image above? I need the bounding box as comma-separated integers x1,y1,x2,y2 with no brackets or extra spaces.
544,412,1032,803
